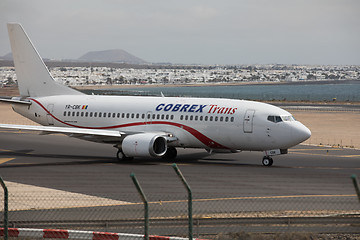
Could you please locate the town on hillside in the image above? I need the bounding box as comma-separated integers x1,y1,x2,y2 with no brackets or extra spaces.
1,63,359,88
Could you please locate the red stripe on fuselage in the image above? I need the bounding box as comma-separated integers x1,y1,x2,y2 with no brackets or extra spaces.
29,98,229,149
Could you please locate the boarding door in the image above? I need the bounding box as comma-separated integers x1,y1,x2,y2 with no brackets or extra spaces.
243,109,255,133
46,104,54,125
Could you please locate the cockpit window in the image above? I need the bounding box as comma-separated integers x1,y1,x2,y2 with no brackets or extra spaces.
281,115,296,121
268,115,296,123
267,115,282,123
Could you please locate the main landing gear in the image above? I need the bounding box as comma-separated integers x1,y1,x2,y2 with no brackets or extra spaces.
162,147,177,160
115,147,177,161
116,149,133,161
262,156,273,167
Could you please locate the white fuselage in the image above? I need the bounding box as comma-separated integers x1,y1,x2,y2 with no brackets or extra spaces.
13,95,311,152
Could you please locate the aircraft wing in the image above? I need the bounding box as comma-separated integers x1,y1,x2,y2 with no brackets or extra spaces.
0,124,125,144
0,124,177,144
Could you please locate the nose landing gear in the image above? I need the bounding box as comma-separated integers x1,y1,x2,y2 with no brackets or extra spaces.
262,156,273,166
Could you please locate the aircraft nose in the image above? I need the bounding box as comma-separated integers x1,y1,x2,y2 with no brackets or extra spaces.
293,123,311,143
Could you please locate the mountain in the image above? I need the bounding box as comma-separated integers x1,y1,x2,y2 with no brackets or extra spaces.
1,53,13,60
78,49,147,64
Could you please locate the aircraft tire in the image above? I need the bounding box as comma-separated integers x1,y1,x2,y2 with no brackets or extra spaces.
162,147,177,160
117,150,133,161
262,156,273,166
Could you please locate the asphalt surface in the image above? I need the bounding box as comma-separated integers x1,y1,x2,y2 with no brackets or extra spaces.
1,129,359,197
0,129,360,234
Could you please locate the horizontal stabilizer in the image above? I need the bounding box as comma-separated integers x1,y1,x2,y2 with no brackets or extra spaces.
0,97,31,105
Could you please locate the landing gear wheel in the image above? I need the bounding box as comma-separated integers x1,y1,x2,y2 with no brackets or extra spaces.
116,150,133,161
262,156,273,166
162,147,177,160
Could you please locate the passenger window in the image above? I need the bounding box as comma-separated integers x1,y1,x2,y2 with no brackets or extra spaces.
108,113,112,118
117,113,120,118
190,116,193,121
185,115,188,121
142,114,145,119
90,112,93,117
171,115,174,120
195,116,198,121
180,115,183,120
161,114,165,120
220,116,223,122
63,111,66,116
200,116,203,121
225,117,228,122
230,117,234,122
122,113,125,118
166,115,169,120
131,113,135,118
126,113,130,118
136,113,140,118
215,116,218,121
72,112,75,117
68,112,71,117
94,112,97,117
205,116,208,121
210,116,213,121
81,112,84,117
76,112,80,117
99,112,102,117
85,112,88,117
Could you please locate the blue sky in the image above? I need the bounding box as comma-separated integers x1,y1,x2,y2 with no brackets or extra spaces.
1,0,359,65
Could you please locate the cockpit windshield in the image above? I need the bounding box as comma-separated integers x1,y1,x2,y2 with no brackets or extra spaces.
267,115,296,123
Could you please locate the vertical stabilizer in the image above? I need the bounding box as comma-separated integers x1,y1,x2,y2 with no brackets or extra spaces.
7,23,83,97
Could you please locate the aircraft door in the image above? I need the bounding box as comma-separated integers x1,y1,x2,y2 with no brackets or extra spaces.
46,104,54,125
243,109,255,133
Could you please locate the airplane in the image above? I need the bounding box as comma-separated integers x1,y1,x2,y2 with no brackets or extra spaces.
0,23,311,166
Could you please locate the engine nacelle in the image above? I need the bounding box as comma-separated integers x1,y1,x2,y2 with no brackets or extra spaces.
122,133,167,158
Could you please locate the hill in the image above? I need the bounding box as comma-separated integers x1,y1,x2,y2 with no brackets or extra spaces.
0,53,13,60
78,49,147,64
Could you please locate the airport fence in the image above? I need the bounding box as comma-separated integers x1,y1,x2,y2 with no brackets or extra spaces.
1,169,360,239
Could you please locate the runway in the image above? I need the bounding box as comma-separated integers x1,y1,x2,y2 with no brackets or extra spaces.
0,129,360,234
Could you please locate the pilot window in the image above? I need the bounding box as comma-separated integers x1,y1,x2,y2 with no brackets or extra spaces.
281,115,296,121
267,115,283,123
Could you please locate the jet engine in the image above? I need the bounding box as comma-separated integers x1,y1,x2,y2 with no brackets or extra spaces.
122,133,167,158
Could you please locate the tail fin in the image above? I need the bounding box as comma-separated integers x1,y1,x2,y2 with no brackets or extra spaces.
7,23,83,97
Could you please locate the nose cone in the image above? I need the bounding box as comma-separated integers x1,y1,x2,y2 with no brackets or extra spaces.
293,123,311,144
